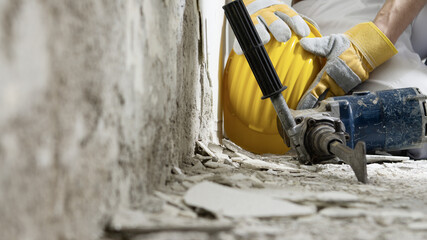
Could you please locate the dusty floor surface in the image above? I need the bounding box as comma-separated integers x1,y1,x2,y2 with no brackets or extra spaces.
104,140,427,240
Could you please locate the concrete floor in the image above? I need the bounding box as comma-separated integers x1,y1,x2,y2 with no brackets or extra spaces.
104,140,427,240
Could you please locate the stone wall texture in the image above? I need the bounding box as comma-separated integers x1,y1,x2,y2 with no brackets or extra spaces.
0,0,210,239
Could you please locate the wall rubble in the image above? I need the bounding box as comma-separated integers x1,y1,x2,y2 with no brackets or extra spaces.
0,0,210,239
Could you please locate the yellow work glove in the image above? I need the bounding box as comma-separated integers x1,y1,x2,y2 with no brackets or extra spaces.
296,22,398,109
233,0,311,54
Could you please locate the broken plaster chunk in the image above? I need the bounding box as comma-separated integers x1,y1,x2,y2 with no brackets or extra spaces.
315,191,359,203
208,143,224,155
217,154,232,164
109,208,150,231
109,210,233,234
204,160,234,170
374,209,425,221
234,225,285,237
299,165,317,172
196,141,216,158
364,209,425,226
408,222,427,231
178,210,198,219
319,207,366,218
248,189,315,203
183,181,316,218
224,158,240,168
223,149,237,157
172,166,184,175
186,173,216,183
366,154,409,163
203,160,220,169
241,159,297,172
222,138,242,153
213,173,264,189
216,154,239,167
196,154,213,162
181,181,194,189
223,139,259,159
191,160,207,171
231,157,245,163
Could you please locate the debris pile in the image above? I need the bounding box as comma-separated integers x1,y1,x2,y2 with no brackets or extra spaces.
104,140,427,240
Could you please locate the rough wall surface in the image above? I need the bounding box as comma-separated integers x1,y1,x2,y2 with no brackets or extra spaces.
0,0,210,239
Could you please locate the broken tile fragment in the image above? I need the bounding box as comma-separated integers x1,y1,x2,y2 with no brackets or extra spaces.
234,225,285,237
206,175,236,187
222,138,242,153
198,142,236,166
186,173,215,183
374,209,425,221
222,156,238,167
319,207,365,218
203,160,219,169
154,191,184,209
195,154,213,162
222,139,259,159
266,169,278,175
231,157,245,163
315,191,359,203
241,159,297,172
196,141,216,158
109,215,232,236
183,182,316,218
223,149,237,157
208,143,224,153
408,222,427,231
134,232,211,240
366,154,409,163
299,165,317,172
190,160,206,171
203,160,234,169
172,166,184,175
209,173,265,189
181,181,193,189
109,208,150,231
247,189,315,203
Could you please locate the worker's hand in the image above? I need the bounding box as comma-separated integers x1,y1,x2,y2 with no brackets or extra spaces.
296,22,398,109
233,0,311,55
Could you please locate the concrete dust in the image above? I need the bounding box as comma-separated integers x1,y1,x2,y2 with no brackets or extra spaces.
106,139,427,240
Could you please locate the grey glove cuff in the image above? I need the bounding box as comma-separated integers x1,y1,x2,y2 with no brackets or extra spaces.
246,0,282,14
300,14,320,31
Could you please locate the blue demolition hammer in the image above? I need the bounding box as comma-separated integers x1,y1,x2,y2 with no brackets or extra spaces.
223,0,427,183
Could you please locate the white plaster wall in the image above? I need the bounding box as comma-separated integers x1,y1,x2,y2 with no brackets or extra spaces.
0,0,209,239
199,0,227,143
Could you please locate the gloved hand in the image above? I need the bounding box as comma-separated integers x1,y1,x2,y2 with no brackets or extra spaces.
233,0,311,55
296,22,398,109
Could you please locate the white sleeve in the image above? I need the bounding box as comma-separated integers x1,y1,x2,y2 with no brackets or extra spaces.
411,4,427,60
294,0,427,95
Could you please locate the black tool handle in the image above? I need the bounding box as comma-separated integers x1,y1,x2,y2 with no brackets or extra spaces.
223,0,286,99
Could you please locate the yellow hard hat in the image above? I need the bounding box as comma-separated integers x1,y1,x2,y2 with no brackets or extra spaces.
223,22,323,154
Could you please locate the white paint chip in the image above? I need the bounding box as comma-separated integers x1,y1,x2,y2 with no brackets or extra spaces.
241,159,297,172
366,155,409,163
408,222,427,231
197,141,216,158
109,209,149,230
320,207,365,218
315,191,359,203
183,182,316,218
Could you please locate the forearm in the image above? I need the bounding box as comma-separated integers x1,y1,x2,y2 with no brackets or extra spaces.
374,0,427,43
